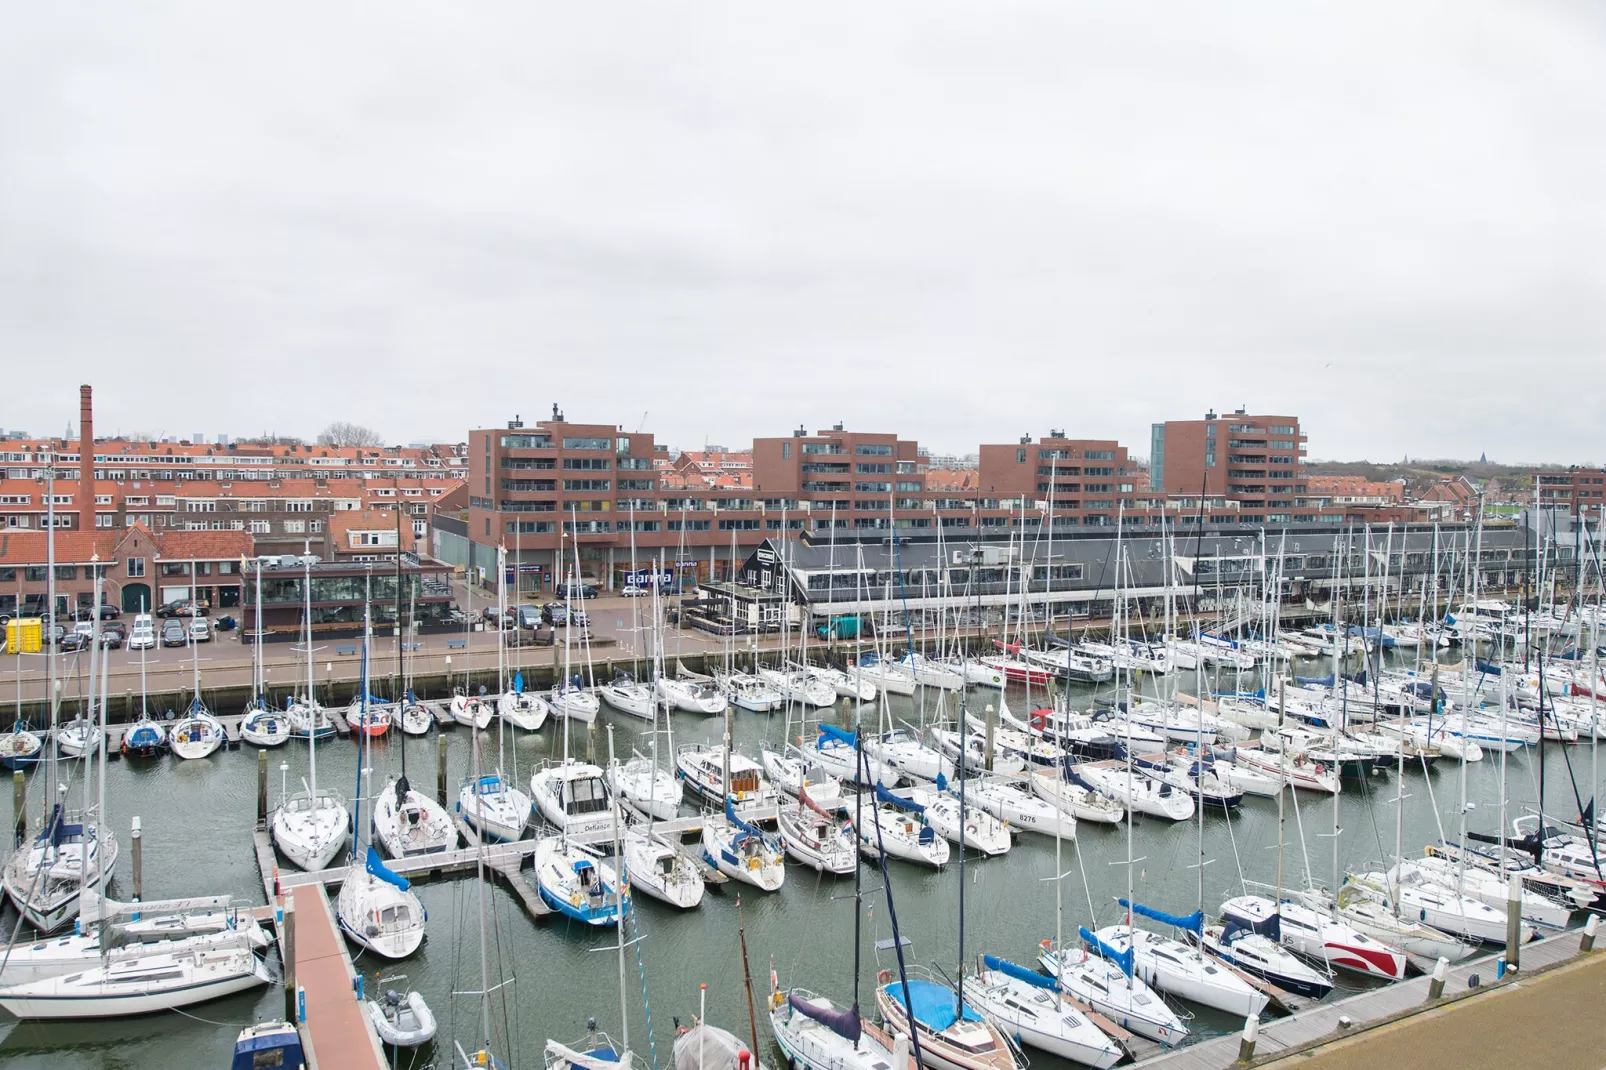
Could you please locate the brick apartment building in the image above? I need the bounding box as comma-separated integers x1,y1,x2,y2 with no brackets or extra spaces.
1532,468,1606,518
1150,409,1312,524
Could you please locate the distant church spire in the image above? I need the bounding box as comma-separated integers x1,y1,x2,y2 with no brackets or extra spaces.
1480,451,1488,464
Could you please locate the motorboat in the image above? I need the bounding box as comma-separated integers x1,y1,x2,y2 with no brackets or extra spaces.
372,775,456,858
271,788,350,871
622,828,704,909
608,754,682,822
853,657,917,697
875,974,1018,1070
776,785,857,875
701,801,785,891
534,835,628,924
337,846,427,959
456,773,530,843
233,1022,304,1070
656,675,728,714
897,653,965,692
449,688,493,730
1408,853,1573,929
530,760,616,837
366,986,437,1048
675,744,779,811
119,716,169,759
598,675,655,720
855,790,949,868
498,688,551,731
169,703,226,760
1347,865,1533,945
960,956,1123,1068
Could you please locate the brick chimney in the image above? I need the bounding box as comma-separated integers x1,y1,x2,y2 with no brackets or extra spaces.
79,384,95,532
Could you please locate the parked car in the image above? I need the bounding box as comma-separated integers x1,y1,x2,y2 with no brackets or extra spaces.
96,603,121,620
555,583,599,600
515,605,543,630
620,584,648,598
567,609,590,628
161,619,189,647
541,602,568,626
188,617,212,643
99,621,127,648
158,599,210,618
61,622,96,651
127,614,156,651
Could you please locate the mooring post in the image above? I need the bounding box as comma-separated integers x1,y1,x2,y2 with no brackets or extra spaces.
257,747,269,824
437,731,449,807
281,898,297,1024
1237,1014,1258,1063
130,815,143,902
12,770,25,845
1506,872,1523,970
1427,956,1448,1001
1581,913,1599,953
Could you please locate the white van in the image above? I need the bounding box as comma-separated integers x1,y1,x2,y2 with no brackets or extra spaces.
127,613,156,651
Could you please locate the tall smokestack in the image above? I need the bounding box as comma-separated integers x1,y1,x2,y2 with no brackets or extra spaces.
79,385,94,533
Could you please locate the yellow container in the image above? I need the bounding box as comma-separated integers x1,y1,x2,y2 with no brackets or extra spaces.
6,618,41,655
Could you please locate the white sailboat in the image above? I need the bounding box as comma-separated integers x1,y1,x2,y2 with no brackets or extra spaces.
170,702,225,760
777,783,857,875
271,562,350,872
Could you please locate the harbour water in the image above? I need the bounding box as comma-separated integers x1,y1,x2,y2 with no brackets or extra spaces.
0,650,1598,1070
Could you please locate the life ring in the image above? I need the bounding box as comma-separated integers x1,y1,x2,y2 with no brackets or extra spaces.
877,969,892,985
1315,763,1327,777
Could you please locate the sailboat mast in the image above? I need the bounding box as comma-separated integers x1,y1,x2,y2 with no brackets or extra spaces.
83,572,100,824
305,557,317,800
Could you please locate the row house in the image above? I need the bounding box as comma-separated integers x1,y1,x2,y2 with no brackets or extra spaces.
0,525,253,618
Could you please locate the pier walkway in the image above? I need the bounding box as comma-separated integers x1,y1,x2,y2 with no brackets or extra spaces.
1134,931,1588,1069
289,884,386,1070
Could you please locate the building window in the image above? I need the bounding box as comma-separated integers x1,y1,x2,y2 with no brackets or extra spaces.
25,566,46,581
250,520,270,534
855,444,894,456
127,557,146,577
1017,449,1027,463
309,520,323,533
55,565,76,581
782,442,790,460
562,437,612,451
284,520,305,534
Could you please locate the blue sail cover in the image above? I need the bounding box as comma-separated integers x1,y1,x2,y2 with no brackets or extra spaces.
1476,659,1502,676
983,954,1057,992
817,724,857,748
934,772,949,792
875,785,924,814
405,689,417,703
788,995,861,1043
513,672,525,694
1079,926,1134,977
365,845,411,891
1119,898,1203,935
724,796,765,840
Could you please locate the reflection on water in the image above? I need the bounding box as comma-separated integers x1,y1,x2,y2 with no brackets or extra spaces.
0,651,1594,1068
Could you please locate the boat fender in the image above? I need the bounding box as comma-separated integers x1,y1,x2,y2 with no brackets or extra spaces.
878,969,892,984
738,1050,751,1070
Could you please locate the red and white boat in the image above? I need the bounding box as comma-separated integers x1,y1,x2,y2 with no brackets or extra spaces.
982,644,1053,686
1222,894,1407,981
345,698,393,738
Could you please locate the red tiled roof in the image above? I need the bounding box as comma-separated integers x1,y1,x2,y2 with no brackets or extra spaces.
153,529,255,561
0,530,120,564
926,468,979,492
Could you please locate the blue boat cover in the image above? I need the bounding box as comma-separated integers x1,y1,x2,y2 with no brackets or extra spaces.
1476,659,1502,676
983,954,1056,992
405,689,417,703
365,844,411,892
875,785,924,814
788,994,861,1043
1079,926,1134,977
881,978,981,1031
818,724,857,748
232,1025,305,1070
1120,898,1203,935
513,672,524,695
724,796,765,840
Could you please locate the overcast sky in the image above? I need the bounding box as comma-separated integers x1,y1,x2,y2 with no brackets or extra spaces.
2,2,1603,464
